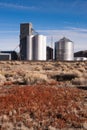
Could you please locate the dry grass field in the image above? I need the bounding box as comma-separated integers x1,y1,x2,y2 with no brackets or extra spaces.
0,61,87,130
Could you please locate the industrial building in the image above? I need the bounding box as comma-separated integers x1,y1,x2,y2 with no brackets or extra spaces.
74,57,87,61
20,23,75,61
0,51,18,60
20,23,46,61
0,53,11,60
74,50,87,61
55,37,74,61
46,46,53,60
74,50,87,58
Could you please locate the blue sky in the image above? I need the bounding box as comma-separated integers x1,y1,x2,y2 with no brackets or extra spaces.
0,0,87,52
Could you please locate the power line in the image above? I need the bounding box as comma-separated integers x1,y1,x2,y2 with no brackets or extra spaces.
13,44,19,51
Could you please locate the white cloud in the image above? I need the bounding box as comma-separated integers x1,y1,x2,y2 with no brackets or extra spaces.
0,2,38,10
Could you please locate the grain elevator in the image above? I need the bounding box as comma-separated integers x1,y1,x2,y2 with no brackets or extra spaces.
20,23,33,60
20,23,46,61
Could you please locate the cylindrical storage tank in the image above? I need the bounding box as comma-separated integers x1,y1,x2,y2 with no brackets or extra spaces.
55,37,74,61
33,35,46,60
43,36,46,60
26,35,33,60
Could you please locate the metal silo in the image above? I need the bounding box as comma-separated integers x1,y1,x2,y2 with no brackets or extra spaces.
55,37,74,61
33,35,46,60
26,35,33,60
43,36,46,60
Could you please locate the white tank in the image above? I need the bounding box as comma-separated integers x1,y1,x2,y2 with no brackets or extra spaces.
26,35,33,60
43,36,46,60
33,35,46,60
55,37,74,61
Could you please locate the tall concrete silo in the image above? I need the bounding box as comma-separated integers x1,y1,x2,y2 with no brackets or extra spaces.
20,23,33,60
33,35,46,60
55,37,74,61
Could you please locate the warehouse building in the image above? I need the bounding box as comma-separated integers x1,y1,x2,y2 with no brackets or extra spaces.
0,51,18,60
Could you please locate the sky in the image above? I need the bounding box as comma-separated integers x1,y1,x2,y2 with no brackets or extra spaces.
0,0,87,52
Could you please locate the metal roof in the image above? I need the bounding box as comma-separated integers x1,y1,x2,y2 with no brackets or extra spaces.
59,37,72,43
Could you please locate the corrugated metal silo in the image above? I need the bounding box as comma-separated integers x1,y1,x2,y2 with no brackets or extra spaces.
33,35,46,60
55,37,74,61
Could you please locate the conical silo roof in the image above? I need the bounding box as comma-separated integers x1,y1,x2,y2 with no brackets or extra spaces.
59,37,72,43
